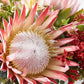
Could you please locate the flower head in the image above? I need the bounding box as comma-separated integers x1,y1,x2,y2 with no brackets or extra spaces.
0,4,79,84
20,0,44,12
44,0,80,15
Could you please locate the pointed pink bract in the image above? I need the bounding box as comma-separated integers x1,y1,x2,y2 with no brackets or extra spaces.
42,70,68,81
13,9,19,24
1,62,7,70
24,3,37,28
35,77,51,84
0,29,6,53
36,6,49,26
56,38,74,46
41,10,59,29
50,23,73,39
24,77,37,84
55,46,79,54
7,69,14,79
19,5,26,22
10,76,16,83
3,18,8,32
9,15,13,25
67,60,79,66
7,23,12,34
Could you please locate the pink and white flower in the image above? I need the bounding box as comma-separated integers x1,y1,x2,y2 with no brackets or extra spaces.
44,0,80,15
0,4,79,84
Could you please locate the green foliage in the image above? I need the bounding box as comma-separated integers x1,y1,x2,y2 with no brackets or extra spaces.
6,80,12,84
9,0,20,7
54,8,71,28
0,4,14,27
0,77,8,84
15,0,20,1
52,25,58,30
0,0,21,28
0,71,8,84
9,0,15,7
54,79,59,84
61,18,70,26
60,80,65,84
77,24,84,31
69,9,83,22
53,8,71,39
78,68,84,79
1,5,13,16
0,0,2,3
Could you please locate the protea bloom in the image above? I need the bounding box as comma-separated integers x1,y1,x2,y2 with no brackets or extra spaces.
44,0,79,15
0,4,79,84
21,0,44,10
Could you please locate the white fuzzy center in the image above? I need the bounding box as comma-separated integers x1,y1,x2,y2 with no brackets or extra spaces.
9,31,49,74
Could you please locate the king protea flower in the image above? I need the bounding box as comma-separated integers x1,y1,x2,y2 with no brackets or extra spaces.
44,0,79,15
0,3,79,84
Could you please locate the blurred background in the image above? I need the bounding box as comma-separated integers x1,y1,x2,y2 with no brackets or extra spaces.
78,0,84,10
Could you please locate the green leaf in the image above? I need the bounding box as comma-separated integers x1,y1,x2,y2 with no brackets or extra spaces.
9,0,14,7
54,8,71,27
54,79,59,83
60,80,65,84
52,25,58,30
6,79,12,84
0,11,8,20
15,0,20,1
77,24,84,31
61,18,70,25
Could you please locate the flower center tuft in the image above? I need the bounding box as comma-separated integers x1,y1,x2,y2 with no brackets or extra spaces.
9,31,50,74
